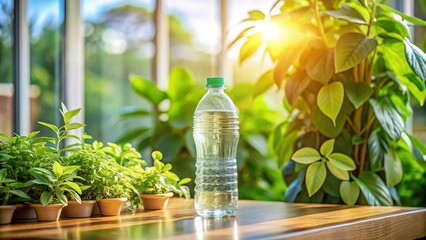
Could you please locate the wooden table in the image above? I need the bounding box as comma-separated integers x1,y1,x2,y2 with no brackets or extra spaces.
1,198,425,239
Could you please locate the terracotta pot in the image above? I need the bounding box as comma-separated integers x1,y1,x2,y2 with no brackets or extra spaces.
30,204,65,222
13,203,36,220
98,198,127,216
63,200,96,218
0,205,17,224
140,193,173,210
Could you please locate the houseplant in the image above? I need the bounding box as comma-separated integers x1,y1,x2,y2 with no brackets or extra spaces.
28,161,84,221
118,67,286,201
233,0,426,205
40,104,141,216
65,140,141,216
0,169,31,224
136,151,191,210
0,132,56,219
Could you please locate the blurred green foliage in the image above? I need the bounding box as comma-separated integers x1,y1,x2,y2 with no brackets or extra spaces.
117,68,285,200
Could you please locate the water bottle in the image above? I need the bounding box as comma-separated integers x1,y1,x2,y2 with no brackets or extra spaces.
193,77,239,217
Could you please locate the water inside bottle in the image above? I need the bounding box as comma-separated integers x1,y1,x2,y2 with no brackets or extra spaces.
193,111,239,217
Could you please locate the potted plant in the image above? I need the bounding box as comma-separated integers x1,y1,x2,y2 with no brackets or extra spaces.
38,104,140,216
136,151,191,210
63,140,137,217
0,132,56,219
28,161,84,221
233,1,426,205
0,169,31,224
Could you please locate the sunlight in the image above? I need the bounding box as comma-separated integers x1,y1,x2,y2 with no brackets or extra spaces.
259,20,282,43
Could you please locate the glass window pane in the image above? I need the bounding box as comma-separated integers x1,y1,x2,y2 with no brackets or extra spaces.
28,0,64,131
83,0,154,142
166,0,220,81
0,0,13,136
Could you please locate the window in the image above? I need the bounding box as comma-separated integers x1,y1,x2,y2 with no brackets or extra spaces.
0,0,13,136
83,0,154,141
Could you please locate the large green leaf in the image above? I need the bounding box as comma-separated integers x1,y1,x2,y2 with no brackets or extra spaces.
378,4,426,26
253,69,274,97
376,14,410,39
335,32,377,73
291,147,321,164
306,161,327,197
38,121,59,134
322,172,341,197
352,172,393,206
311,104,346,138
285,69,310,105
340,181,360,206
326,161,349,180
239,32,263,64
406,134,426,167
129,74,167,105
63,108,81,124
369,99,404,141
324,3,367,24
384,147,403,187
63,181,82,194
344,81,373,109
52,161,63,177
168,67,194,100
10,190,30,200
404,38,426,83
320,139,334,157
328,153,356,171
40,191,53,206
305,48,334,84
274,45,305,87
317,81,344,125
368,129,389,171
56,192,68,205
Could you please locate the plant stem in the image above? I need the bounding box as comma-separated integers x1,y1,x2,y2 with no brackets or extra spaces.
312,0,328,46
353,65,359,82
359,61,365,82
346,116,358,135
366,0,378,37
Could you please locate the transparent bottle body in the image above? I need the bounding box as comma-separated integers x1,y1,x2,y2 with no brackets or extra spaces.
193,87,239,217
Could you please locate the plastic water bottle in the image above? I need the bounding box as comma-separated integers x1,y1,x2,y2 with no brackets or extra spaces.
193,77,239,217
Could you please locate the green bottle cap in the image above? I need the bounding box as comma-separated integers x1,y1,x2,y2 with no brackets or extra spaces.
206,77,224,88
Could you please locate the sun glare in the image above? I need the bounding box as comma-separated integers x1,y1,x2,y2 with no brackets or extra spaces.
259,20,282,42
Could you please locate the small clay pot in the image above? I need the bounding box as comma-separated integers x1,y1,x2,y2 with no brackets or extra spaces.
140,193,173,210
0,205,17,224
13,203,36,220
30,204,65,222
63,200,96,218
97,198,127,216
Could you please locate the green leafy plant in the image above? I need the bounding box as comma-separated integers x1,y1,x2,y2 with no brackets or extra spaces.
135,151,191,199
101,142,146,168
38,103,85,154
66,140,141,207
234,0,426,205
118,67,285,201
0,168,31,205
29,161,85,206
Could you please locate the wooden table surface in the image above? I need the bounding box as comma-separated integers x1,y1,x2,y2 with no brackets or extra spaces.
1,198,425,239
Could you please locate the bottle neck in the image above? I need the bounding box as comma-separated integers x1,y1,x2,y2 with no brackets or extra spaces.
207,87,224,93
